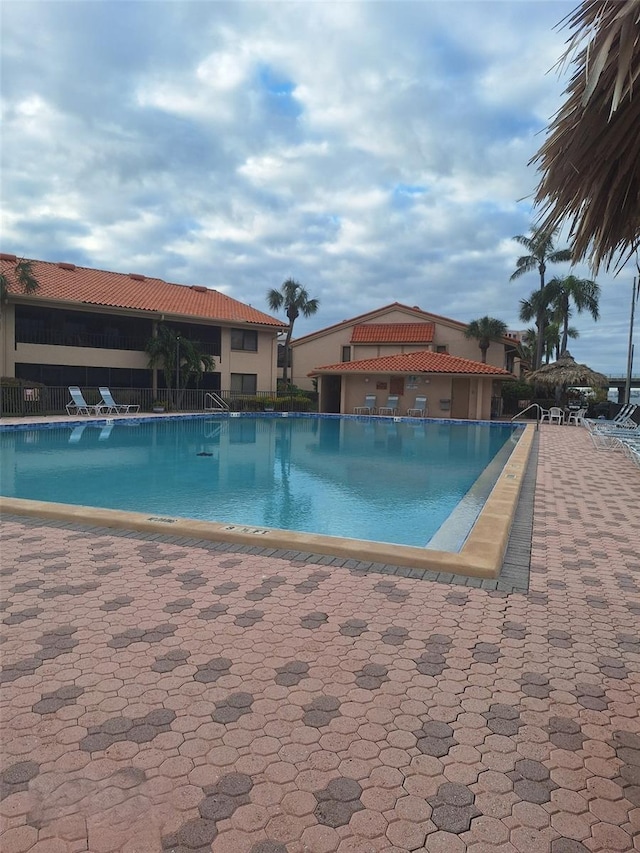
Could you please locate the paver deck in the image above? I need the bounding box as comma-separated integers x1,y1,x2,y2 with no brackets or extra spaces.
1,423,638,852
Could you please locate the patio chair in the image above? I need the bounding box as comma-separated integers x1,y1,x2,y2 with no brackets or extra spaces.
65,386,105,416
378,395,400,416
354,394,377,415
407,396,428,417
548,406,564,424
99,387,140,414
567,407,587,426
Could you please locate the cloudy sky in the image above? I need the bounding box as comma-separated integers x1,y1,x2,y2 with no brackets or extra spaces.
1,0,637,375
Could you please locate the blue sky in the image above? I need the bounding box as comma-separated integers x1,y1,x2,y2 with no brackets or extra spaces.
1,0,637,375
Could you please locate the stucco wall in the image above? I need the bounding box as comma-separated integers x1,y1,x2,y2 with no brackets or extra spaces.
1,301,279,392
291,306,510,391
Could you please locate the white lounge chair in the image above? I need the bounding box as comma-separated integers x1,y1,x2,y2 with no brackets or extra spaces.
354,394,377,415
589,421,640,449
378,395,400,416
407,396,428,417
98,387,140,414
66,386,105,416
585,403,638,431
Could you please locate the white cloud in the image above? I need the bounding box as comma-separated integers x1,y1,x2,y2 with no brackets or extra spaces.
0,0,634,376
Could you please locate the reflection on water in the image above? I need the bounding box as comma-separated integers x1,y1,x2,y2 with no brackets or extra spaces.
0,416,519,548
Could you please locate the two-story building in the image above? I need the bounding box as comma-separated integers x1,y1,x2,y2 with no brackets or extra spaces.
289,303,518,418
0,254,285,395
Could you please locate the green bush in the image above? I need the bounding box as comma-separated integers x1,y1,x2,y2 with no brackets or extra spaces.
501,380,534,401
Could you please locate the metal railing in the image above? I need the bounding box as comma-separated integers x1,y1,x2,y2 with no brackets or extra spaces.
1,386,318,417
204,392,230,412
511,402,546,428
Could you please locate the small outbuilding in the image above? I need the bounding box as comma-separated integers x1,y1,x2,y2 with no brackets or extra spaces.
309,350,515,419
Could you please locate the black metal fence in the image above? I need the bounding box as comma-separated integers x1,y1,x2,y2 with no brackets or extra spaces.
0,385,318,417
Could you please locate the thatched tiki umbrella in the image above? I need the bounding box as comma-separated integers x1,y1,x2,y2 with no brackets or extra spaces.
526,351,609,404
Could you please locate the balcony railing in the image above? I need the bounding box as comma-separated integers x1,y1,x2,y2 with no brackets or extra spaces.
0,386,318,417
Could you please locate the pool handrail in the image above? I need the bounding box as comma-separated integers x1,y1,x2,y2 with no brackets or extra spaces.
511,402,546,429
204,392,230,413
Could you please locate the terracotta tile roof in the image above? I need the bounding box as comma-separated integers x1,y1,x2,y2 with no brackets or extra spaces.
292,302,516,347
0,254,285,328
309,350,513,376
351,323,435,343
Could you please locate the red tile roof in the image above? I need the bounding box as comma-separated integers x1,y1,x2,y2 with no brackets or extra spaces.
309,350,513,376
351,323,435,343
0,254,285,328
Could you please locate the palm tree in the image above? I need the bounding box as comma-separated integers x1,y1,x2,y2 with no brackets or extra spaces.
0,258,39,319
267,278,319,386
543,320,579,363
548,274,600,355
145,324,215,407
464,316,508,363
510,227,572,369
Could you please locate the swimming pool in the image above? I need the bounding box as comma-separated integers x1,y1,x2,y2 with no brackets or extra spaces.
0,415,522,550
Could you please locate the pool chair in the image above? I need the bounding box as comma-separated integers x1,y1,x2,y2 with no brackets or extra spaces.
354,394,377,415
378,395,400,416
589,420,640,449
65,386,105,416
98,387,140,414
585,403,638,431
407,396,428,417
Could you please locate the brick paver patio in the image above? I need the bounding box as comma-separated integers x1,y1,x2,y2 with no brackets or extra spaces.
1,424,638,852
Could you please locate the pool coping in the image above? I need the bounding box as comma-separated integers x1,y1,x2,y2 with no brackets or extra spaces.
0,418,535,580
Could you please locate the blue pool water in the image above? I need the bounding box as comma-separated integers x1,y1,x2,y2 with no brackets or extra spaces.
0,416,521,548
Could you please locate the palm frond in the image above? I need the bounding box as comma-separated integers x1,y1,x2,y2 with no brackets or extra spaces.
532,0,640,271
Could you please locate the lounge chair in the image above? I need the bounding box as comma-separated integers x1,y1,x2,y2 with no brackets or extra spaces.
585,403,638,431
407,396,428,417
65,386,105,416
354,394,377,415
99,387,140,414
589,420,640,449
378,395,400,416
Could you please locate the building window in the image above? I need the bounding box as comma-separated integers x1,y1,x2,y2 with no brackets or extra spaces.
341,346,351,362
230,373,257,394
231,328,258,351
436,345,448,353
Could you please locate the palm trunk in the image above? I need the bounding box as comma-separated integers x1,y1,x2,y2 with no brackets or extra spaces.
535,263,546,370
282,324,294,386
561,295,569,354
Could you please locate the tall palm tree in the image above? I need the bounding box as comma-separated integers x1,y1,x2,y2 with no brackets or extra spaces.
510,226,572,369
548,274,600,355
464,316,508,363
267,278,319,386
146,324,215,407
